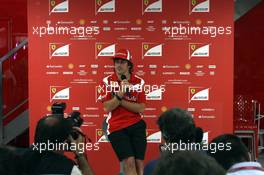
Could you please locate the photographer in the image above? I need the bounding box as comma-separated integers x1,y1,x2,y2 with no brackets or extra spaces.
25,115,94,175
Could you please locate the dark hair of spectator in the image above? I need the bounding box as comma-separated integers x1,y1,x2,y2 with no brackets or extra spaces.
153,150,226,175
207,134,250,170
157,108,197,143
0,146,23,175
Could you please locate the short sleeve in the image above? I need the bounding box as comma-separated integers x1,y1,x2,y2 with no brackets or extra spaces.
97,82,112,103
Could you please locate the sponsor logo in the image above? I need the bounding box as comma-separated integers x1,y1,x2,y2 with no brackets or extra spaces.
131,27,142,31
179,72,190,75
103,27,111,31
46,65,63,68
85,114,100,118
143,0,162,14
114,27,128,31
146,129,161,143
162,20,167,24
163,65,180,69
147,20,155,24
49,43,70,59
208,65,216,69
50,86,70,102
136,70,146,76
62,71,73,75
91,64,99,68
189,87,209,102
142,43,163,59
149,65,157,68
201,108,215,112
189,43,210,59
77,70,88,76
150,71,156,75
145,108,157,111
185,64,191,70
209,71,215,75
95,43,115,59
79,65,86,68
144,115,157,118
92,71,98,75
90,20,98,24
113,21,131,24
46,72,59,75
196,65,204,68
136,19,143,25
95,85,105,102
194,71,205,76
68,63,74,69
145,26,156,32
146,89,163,100
82,122,96,127
96,129,109,142
198,115,216,119
189,0,210,14
85,107,99,111
72,107,80,110
95,0,115,14
104,65,114,68
49,0,69,15
162,72,176,75
187,108,196,112
103,71,114,75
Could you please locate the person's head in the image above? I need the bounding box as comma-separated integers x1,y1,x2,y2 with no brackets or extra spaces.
157,108,197,143
0,146,23,175
113,49,133,75
153,150,226,175
207,134,250,170
34,115,72,148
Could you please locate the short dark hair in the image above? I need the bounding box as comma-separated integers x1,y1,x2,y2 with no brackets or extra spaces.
127,61,133,73
0,146,23,175
207,134,250,170
157,108,196,143
153,151,226,175
34,115,72,145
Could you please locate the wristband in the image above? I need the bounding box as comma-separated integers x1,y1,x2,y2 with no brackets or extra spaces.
115,94,123,101
75,153,85,159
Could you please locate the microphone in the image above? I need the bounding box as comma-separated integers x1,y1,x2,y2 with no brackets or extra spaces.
121,75,127,81
121,75,130,97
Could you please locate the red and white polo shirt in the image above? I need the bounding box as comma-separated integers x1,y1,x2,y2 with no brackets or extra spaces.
100,73,146,134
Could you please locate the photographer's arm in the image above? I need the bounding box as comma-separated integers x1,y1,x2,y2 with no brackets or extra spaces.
69,128,95,175
75,154,94,175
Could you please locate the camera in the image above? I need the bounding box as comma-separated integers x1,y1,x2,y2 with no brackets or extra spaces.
51,102,84,139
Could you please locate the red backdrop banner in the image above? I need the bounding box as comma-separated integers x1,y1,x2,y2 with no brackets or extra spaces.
28,0,234,174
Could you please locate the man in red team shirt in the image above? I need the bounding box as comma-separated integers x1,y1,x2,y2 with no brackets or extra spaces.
100,49,147,175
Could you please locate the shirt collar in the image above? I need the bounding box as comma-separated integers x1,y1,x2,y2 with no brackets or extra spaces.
229,161,262,170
